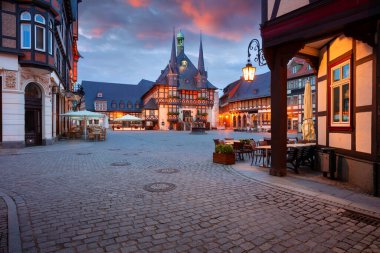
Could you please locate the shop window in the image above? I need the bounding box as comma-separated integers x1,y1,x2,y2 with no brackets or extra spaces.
329,58,351,128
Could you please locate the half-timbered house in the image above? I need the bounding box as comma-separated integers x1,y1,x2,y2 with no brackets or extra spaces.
261,0,380,195
0,0,80,147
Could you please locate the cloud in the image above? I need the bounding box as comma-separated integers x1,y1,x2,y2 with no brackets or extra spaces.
77,0,265,88
126,0,150,8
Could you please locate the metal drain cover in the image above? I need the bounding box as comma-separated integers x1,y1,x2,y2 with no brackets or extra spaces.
156,168,179,174
108,148,121,151
77,152,92,155
340,210,380,226
143,182,176,192
111,162,130,166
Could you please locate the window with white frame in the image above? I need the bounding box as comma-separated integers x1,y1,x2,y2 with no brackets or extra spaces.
34,14,46,51
20,12,31,49
48,20,53,55
330,58,351,127
94,101,107,111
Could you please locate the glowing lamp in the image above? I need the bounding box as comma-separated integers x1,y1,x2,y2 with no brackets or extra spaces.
242,63,256,81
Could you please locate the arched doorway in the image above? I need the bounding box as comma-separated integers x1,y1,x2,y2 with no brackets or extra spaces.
243,115,247,128
237,115,241,128
25,83,42,146
233,116,236,128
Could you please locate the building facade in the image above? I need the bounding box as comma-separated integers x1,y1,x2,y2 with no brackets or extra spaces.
82,79,154,126
219,72,271,131
261,0,380,195
0,0,80,147
82,31,218,131
287,58,316,132
142,31,217,130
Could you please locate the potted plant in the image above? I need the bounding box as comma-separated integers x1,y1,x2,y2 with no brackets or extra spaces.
213,144,235,165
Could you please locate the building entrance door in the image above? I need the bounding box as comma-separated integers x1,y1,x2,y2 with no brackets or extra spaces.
25,83,42,146
0,77,2,143
183,110,192,122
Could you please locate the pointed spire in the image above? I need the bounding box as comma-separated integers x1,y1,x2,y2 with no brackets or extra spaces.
198,32,205,75
169,27,177,73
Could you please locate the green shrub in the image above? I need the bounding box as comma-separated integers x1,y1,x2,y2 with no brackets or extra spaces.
239,139,251,144
215,144,234,154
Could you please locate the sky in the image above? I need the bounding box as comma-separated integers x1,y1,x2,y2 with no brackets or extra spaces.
77,0,269,89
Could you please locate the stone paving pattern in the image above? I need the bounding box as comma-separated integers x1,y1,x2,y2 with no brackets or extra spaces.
0,197,7,253
0,131,379,253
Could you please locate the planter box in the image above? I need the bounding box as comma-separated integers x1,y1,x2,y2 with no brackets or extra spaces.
213,152,235,165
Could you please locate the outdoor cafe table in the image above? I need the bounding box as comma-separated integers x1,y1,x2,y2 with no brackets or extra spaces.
256,143,316,168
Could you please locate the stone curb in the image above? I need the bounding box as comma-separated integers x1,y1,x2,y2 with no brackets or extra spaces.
0,191,22,253
226,165,380,219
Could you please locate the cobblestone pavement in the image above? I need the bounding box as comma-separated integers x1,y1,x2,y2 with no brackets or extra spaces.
0,131,379,253
0,197,7,253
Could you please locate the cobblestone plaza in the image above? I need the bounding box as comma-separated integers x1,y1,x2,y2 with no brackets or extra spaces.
0,131,379,253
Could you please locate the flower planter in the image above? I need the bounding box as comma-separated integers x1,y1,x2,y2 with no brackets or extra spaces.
213,152,235,165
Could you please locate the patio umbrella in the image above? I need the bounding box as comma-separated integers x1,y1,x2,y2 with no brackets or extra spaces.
113,114,143,121
301,80,315,141
60,110,104,140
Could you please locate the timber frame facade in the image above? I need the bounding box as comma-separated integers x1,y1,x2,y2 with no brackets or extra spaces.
0,0,80,147
261,0,380,195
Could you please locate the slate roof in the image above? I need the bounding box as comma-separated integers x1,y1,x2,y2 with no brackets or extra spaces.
156,52,217,90
82,79,154,112
144,98,158,110
287,58,314,79
225,72,271,102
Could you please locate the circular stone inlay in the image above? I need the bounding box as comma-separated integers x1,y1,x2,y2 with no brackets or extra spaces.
143,182,176,192
111,162,130,166
156,168,179,174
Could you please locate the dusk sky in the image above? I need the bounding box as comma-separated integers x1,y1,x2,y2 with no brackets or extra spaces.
77,0,269,89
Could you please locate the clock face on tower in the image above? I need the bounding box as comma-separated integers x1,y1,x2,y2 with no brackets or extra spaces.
179,60,188,73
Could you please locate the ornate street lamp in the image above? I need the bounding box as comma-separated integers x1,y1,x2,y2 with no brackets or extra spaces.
242,39,267,81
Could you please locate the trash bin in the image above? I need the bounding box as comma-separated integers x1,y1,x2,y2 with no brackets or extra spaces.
320,148,336,179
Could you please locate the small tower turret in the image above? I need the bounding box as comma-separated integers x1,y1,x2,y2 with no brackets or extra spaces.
177,30,184,56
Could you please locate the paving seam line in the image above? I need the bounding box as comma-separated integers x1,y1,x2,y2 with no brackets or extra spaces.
224,165,380,219
0,191,22,253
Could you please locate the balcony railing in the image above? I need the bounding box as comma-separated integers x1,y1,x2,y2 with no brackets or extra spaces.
157,98,213,106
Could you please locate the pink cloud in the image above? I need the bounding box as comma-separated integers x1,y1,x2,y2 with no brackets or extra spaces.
127,0,149,8
176,0,256,41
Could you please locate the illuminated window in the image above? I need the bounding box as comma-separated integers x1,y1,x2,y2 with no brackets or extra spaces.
330,58,351,127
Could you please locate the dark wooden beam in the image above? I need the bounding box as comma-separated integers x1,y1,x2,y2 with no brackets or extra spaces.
266,43,303,177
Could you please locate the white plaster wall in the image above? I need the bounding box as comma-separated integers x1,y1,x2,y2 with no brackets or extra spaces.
159,106,168,130
0,53,18,71
356,60,373,107
317,116,326,146
268,0,309,19
329,133,351,150
2,91,24,141
356,40,373,61
329,36,352,61
356,112,371,153
317,80,327,112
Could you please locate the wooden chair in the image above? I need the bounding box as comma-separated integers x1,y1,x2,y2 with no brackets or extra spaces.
233,142,244,161
286,148,299,173
88,132,95,141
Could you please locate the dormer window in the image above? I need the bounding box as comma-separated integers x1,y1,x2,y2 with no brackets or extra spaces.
127,102,132,109
111,100,117,109
135,102,140,109
292,65,298,74
119,101,125,109
97,92,103,98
